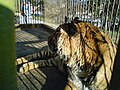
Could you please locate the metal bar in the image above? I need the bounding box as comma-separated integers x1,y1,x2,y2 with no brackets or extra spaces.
94,0,98,26
112,0,120,44
105,0,111,34
111,0,119,41
101,0,107,31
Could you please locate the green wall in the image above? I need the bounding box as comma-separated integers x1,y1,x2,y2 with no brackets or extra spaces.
0,0,17,90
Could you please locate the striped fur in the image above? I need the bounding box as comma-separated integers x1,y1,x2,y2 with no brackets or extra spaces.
16,50,66,74
48,20,117,90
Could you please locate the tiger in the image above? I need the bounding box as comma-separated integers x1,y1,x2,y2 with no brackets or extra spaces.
16,17,117,90
47,17,117,90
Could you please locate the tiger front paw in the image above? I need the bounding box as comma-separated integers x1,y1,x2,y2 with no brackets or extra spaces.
16,57,28,65
19,62,39,74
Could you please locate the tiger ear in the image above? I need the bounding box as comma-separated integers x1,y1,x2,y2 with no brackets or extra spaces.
73,17,79,21
73,17,82,24
68,22,77,36
65,16,69,23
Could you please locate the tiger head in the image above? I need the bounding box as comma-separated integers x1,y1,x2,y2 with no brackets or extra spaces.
48,18,104,68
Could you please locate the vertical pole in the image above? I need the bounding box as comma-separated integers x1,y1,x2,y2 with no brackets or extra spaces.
43,0,45,22
0,0,17,90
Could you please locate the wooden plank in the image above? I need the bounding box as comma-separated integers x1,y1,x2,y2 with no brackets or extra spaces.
17,73,37,90
16,26,55,90
17,74,29,90
17,67,47,90
35,68,47,79
29,69,46,85
16,27,51,58
25,70,43,90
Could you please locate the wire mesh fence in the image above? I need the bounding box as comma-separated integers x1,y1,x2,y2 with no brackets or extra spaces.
15,0,120,44
15,0,45,24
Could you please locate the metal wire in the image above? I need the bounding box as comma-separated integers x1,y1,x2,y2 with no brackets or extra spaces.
15,0,120,44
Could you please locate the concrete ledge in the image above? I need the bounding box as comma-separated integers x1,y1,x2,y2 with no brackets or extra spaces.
15,24,42,29
15,23,58,34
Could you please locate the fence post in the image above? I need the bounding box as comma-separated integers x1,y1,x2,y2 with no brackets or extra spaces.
0,0,17,90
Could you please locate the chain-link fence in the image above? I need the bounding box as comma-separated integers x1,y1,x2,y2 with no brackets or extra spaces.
15,0,120,44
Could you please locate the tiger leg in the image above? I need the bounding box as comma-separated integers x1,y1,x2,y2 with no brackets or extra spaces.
16,57,28,65
18,56,65,74
16,50,56,65
16,50,59,73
